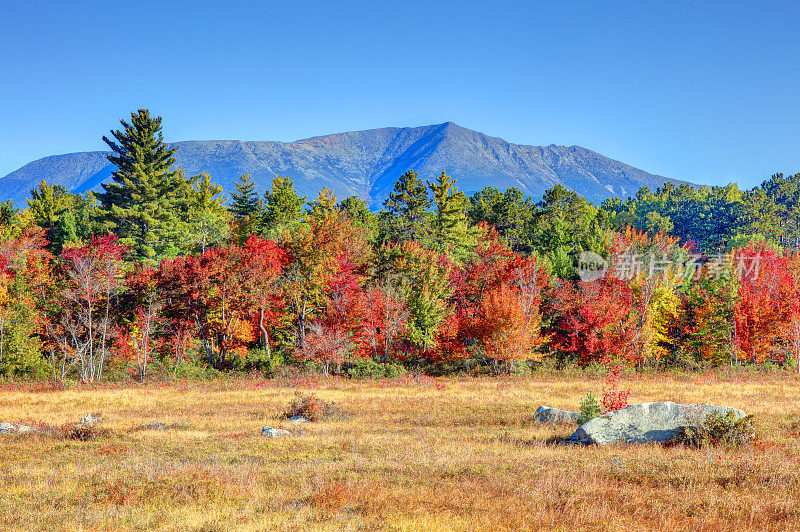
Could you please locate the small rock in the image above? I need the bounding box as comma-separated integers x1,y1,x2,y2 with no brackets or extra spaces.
261,426,291,438
80,413,102,425
534,406,580,424
289,416,309,424
144,422,168,430
0,423,37,435
568,401,747,445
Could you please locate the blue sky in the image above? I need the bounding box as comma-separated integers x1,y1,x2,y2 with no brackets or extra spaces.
1,0,798,188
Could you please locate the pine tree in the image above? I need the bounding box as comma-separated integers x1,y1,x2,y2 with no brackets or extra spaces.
186,173,230,253
97,109,188,264
229,173,263,241
263,176,306,233
383,169,431,243
229,173,262,220
428,172,479,262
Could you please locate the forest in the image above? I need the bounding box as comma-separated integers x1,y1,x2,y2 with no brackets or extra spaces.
2,109,800,381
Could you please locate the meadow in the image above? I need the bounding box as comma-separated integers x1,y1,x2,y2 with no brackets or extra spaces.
0,371,798,531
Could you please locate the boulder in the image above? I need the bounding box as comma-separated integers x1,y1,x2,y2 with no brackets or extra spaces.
261,427,291,438
534,406,580,424
80,413,102,425
568,401,747,445
0,422,37,435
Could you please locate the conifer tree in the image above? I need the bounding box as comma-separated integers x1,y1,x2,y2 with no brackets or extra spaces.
383,169,431,243
186,173,230,253
229,173,263,241
263,176,306,233
428,172,479,262
97,109,188,264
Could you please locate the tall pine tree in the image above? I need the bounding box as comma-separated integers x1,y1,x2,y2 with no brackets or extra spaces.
428,172,479,262
97,109,188,264
383,169,431,243
263,176,306,234
229,173,263,241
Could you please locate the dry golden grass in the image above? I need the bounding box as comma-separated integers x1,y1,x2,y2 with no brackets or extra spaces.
0,372,798,531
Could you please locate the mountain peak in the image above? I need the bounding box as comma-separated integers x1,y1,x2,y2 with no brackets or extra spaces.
0,123,686,208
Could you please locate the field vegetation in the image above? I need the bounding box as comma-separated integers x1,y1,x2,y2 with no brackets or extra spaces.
1,370,798,531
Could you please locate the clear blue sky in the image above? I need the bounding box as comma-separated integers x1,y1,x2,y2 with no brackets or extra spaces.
1,0,798,188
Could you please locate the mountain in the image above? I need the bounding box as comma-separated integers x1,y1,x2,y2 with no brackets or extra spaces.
0,122,688,208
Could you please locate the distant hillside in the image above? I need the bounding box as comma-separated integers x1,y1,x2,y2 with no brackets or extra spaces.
0,122,689,207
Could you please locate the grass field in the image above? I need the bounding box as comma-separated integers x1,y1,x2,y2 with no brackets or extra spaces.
0,371,798,531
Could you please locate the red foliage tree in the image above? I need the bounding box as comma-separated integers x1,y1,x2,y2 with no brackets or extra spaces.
734,244,795,363
548,277,637,364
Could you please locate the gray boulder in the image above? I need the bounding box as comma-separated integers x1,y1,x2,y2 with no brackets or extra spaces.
80,413,102,425
568,401,747,445
261,427,291,438
534,406,580,424
0,422,37,434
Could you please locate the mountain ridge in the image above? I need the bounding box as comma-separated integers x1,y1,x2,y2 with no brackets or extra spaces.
0,122,690,207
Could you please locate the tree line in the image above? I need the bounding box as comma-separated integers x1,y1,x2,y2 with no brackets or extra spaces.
1,109,799,381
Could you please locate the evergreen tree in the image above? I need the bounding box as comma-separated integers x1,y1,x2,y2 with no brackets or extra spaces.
97,109,188,264
467,187,533,251
28,182,99,253
338,196,375,227
263,176,306,234
383,169,431,243
186,173,230,253
229,173,263,241
428,172,479,262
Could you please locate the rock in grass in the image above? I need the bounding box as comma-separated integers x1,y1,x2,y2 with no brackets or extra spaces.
568,401,747,445
261,427,291,438
0,423,37,434
534,406,580,424
289,416,309,424
80,413,102,425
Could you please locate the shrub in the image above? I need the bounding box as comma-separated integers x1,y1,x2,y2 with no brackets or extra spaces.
281,393,342,421
345,358,406,379
233,348,284,375
673,410,756,448
601,364,631,413
577,392,601,425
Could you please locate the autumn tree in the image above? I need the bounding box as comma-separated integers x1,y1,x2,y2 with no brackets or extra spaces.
0,227,53,377
734,244,794,363
53,235,127,382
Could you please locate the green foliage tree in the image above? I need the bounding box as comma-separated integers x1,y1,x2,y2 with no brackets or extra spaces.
27,181,99,252
97,109,189,264
263,176,307,236
228,173,263,241
382,170,431,243
186,173,230,253
428,172,478,262
529,185,609,278
467,187,533,250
